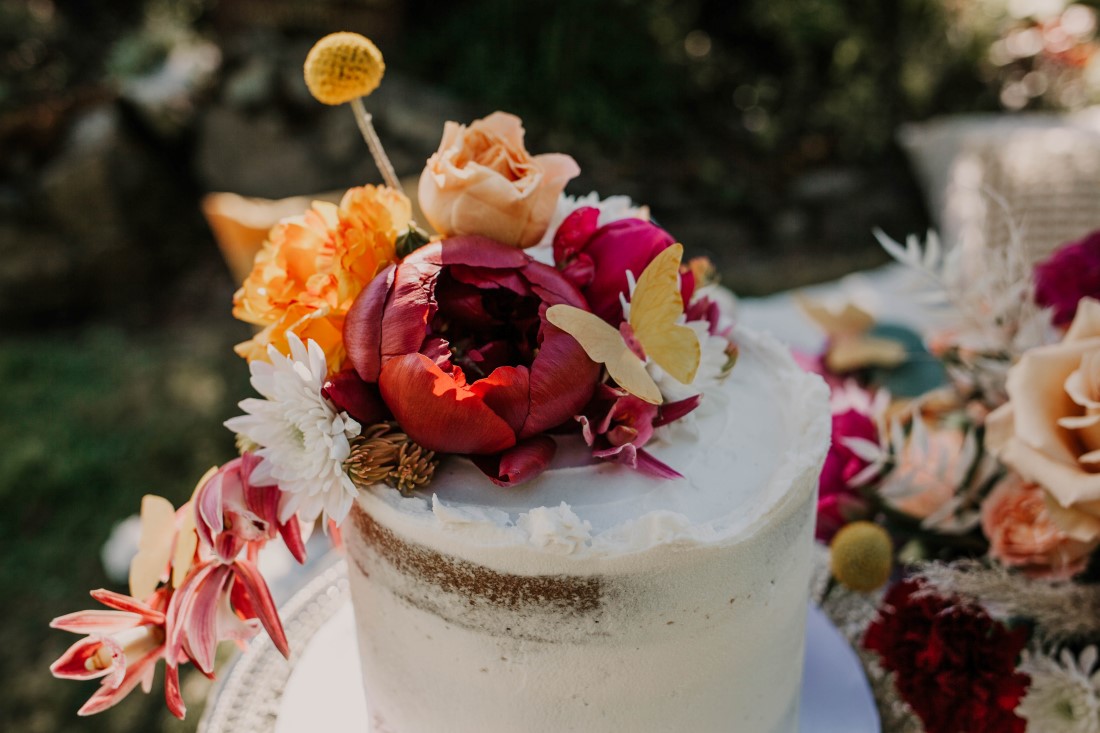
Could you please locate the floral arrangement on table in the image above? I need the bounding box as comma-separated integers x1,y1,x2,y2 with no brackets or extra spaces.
46,32,736,718
809,223,1100,732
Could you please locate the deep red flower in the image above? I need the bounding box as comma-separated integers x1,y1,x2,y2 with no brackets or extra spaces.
578,384,699,478
1034,229,1100,327
344,236,601,485
817,407,877,541
864,579,1030,733
553,207,686,323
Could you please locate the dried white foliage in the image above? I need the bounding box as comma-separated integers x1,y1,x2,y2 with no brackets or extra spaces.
914,560,1100,642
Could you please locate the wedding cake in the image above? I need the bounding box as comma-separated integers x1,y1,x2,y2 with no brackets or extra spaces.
345,325,829,733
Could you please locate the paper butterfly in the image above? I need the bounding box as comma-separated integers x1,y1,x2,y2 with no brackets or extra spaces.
547,243,701,405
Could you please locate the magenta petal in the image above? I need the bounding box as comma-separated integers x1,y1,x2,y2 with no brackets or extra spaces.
655,395,701,426
232,559,290,660
321,368,388,424
472,435,557,487
553,206,599,265
635,449,684,479
344,264,397,382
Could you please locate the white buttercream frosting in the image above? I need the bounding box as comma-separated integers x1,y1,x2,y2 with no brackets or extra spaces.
346,324,830,733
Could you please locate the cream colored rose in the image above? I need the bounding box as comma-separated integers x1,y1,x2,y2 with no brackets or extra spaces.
417,112,579,248
986,297,1100,543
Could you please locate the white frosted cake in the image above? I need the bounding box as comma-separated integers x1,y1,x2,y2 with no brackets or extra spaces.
345,326,830,733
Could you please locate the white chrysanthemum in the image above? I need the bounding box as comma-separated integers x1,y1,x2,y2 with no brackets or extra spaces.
650,320,732,403
1018,646,1100,733
225,334,361,526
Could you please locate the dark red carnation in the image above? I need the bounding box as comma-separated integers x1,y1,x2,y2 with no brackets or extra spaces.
343,236,601,486
553,207,686,323
863,579,1030,733
1034,229,1100,327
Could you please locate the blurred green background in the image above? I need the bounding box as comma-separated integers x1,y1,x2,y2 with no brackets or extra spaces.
2,0,1098,730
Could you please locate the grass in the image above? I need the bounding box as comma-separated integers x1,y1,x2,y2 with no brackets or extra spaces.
0,321,252,732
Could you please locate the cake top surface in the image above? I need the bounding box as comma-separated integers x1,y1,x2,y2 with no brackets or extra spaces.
364,325,830,558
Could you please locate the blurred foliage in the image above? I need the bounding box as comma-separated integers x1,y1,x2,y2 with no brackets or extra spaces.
398,0,994,165
0,325,250,732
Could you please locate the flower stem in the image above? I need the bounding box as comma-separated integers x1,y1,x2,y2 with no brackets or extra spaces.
350,96,404,194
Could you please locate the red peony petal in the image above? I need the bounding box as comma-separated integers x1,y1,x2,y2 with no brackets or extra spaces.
520,316,600,438
345,264,396,382
471,435,557,487
321,368,388,424
435,235,531,269
468,366,531,435
379,353,517,455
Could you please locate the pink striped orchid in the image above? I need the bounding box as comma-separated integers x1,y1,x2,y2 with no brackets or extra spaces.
194,452,307,564
163,557,289,717
49,588,184,718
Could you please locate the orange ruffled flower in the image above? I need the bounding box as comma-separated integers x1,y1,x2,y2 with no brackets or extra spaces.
233,185,410,370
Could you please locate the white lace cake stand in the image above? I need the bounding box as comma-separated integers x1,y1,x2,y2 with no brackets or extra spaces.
199,560,880,733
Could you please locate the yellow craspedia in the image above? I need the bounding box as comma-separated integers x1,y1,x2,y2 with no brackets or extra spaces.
830,521,893,593
304,32,385,105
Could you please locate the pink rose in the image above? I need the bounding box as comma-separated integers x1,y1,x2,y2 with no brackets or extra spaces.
417,112,580,249
553,206,683,323
987,297,1100,543
1034,229,1100,327
343,236,600,486
980,474,1097,579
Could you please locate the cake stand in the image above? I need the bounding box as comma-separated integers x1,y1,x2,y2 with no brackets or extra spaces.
199,558,880,732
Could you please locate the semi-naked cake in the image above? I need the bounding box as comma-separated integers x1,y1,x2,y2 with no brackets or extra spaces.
345,326,830,733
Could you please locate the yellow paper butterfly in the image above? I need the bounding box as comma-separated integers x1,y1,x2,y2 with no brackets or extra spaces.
547,243,701,405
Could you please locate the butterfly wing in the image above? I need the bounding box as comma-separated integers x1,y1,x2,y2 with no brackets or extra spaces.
629,244,701,385
546,304,663,404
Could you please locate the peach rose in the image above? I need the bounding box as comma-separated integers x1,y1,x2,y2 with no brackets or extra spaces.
986,297,1100,543
417,112,579,248
980,474,1097,579
232,185,410,369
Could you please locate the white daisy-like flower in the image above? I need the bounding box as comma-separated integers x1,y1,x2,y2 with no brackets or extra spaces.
1017,645,1100,733
225,333,361,527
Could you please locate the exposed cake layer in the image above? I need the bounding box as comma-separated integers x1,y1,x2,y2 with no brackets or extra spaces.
345,326,829,733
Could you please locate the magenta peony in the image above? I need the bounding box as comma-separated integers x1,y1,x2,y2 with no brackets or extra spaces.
1034,229,1100,327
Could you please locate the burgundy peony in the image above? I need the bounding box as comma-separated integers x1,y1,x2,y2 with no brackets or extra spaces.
344,236,601,486
553,207,684,323
817,407,877,541
578,384,700,478
1034,229,1100,327
864,579,1030,733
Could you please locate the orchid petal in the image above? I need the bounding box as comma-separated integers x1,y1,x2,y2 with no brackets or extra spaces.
655,394,701,426
76,647,163,717
232,559,290,660
89,589,165,621
472,435,557,487
635,449,685,479
278,516,308,564
51,610,143,635
379,353,517,454
50,637,113,681
164,662,186,719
